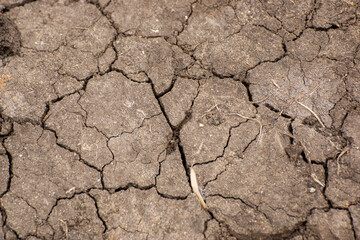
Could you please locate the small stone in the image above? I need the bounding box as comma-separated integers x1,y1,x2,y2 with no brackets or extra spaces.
309,187,316,193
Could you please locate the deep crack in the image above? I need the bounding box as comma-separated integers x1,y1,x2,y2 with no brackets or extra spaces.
322,159,333,208
348,208,358,240
87,193,108,234
0,0,37,13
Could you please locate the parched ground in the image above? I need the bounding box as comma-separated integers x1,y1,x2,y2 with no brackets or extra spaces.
0,0,359,239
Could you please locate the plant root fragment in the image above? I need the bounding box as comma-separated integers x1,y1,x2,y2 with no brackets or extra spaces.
281,132,325,187
337,146,350,175
60,219,69,240
303,146,324,187
228,112,263,144
296,101,325,128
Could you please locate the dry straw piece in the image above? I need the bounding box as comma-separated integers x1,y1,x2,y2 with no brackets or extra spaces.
60,219,69,240
337,146,350,175
296,101,326,128
190,167,208,210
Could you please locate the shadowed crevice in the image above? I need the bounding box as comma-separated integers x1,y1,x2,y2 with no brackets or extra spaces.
347,208,358,240
0,0,37,13
87,193,108,234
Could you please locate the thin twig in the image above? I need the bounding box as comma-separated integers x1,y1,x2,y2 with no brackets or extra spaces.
200,103,220,118
337,146,350,175
60,220,69,240
303,145,324,187
228,113,263,143
296,101,326,128
309,156,324,187
196,141,204,155
311,172,324,187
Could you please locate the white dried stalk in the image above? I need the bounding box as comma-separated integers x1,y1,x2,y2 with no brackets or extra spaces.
190,167,208,210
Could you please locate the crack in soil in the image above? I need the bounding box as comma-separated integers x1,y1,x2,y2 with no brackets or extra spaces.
42,124,103,173
323,158,334,209
175,0,198,38
154,149,189,200
0,125,17,239
347,208,358,240
0,143,13,199
209,193,271,223
146,71,201,184
0,0,359,238
87,193,108,234
45,189,102,223
0,0,37,13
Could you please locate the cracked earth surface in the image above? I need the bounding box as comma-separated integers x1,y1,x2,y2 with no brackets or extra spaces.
0,0,359,239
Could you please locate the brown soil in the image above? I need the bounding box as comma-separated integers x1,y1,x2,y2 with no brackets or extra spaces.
0,0,359,239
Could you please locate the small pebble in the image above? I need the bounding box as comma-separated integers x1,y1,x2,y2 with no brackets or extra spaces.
309,187,316,193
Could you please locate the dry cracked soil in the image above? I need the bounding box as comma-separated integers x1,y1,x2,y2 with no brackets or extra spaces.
0,0,359,239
